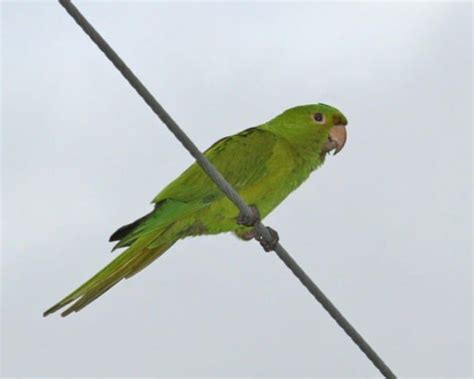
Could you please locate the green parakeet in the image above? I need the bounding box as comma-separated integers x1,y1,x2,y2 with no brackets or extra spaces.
44,103,348,317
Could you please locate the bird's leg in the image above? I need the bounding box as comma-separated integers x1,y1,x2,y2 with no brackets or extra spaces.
256,227,280,252
236,205,261,227
236,206,279,252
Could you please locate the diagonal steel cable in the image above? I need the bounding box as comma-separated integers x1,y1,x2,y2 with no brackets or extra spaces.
57,1,396,377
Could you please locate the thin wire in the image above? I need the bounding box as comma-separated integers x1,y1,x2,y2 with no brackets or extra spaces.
57,1,396,377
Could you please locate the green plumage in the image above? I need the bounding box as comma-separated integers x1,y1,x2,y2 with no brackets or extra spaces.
44,103,347,317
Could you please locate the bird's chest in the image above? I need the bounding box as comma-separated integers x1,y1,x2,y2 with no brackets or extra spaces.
242,145,316,218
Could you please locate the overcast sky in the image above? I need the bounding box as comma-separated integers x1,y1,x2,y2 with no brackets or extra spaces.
2,1,472,378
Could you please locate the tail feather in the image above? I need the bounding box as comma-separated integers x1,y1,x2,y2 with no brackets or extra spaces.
125,241,175,279
61,280,120,317
43,237,174,317
109,201,166,248
109,210,154,243
44,199,197,317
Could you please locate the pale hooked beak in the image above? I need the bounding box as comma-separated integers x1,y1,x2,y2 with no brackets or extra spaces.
327,124,347,155
322,114,347,155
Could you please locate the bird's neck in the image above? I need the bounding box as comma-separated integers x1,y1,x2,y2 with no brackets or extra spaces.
262,122,327,170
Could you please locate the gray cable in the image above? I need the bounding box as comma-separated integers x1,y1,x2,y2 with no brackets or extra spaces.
57,1,396,377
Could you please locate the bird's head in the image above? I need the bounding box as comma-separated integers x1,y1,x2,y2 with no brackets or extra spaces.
268,103,348,157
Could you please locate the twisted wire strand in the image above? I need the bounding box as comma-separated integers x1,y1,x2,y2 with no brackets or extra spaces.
57,1,396,377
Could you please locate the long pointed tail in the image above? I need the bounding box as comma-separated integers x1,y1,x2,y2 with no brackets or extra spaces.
43,238,175,317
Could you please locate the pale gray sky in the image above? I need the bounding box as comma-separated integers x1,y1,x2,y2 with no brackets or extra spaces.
2,1,472,377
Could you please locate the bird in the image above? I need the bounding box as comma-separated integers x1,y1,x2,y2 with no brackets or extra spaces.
44,103,347,317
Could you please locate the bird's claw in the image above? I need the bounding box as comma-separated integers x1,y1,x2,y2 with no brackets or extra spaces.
256,227,279,252
237,205,260,227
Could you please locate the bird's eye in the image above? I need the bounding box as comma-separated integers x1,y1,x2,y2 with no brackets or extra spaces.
313,112,325,124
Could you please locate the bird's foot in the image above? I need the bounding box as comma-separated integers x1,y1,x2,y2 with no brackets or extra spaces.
233,228,256,241
237,205,260,227
241,230,256,240
256,227,279,252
